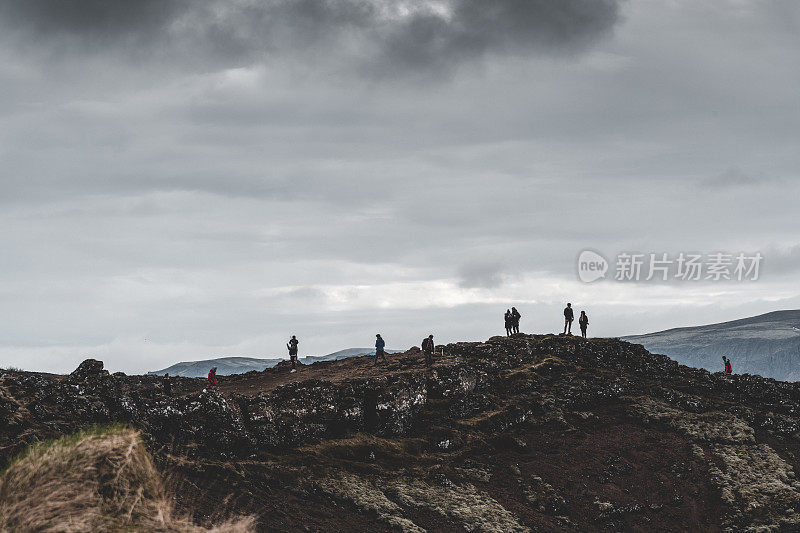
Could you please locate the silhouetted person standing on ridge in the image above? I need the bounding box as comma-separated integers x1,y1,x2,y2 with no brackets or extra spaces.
287,335,299,373
511,307,521,334
579,311,588,338
163,373,172,396
563,303,574,335
504,309,513,336
422,334,435,367
723,356,732,374
207,367,218,387
374,334,388,366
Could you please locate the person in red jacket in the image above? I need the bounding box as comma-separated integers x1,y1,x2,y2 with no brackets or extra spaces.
723,356,732,374
207,367,218,387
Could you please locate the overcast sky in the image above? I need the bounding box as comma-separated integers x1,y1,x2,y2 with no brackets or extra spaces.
1,0,799,373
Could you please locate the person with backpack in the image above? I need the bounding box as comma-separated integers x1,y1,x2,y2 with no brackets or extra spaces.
287,335,299,373
207,367,218,387
374,334,388,366
579,311,589,338
504,309,513,336
723,356,732,374
563,303,574,335
422,334,435,367
511,307,521,334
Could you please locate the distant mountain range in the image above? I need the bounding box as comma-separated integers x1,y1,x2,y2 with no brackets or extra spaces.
622,310,800,381
147,347,402,377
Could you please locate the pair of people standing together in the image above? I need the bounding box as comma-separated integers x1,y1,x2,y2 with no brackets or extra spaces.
563,303,589,338
504,307,521,336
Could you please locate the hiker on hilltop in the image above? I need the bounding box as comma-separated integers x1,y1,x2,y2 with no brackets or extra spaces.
511,307,521,334
504,309,513,336
422,334,435,367
207,367,218,387
579,311,589,338
163,372,172,396
563,303,574,335
287,335,299,373
723,356,732,374
374,334,389,366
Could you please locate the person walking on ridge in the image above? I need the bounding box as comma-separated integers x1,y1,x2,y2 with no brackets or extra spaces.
579,311,589,338
374,334,388,366
511,307,521,334
422,334,435,367
504,309,513,336
723,356,732,374
563,303,574,335
163,372,172,396
207,367,218,387
287,335,299,373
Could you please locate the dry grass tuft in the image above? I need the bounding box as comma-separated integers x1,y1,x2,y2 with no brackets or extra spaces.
300,432,412,462
0,425,254,533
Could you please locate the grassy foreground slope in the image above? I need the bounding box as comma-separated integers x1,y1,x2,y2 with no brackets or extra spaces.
0,425,253,532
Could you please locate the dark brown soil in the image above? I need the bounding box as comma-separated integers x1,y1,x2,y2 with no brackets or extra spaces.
217,350,453,397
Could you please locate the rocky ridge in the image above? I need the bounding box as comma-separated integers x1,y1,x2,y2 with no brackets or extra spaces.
3,334,800,531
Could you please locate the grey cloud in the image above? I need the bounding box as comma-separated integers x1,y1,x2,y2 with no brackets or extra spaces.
283,287,327,302
0,0,184,47
699,169,782,189
758,246,800,277
0,0,621,72
378,0,620,72
458,262,507,289
2,0,800,373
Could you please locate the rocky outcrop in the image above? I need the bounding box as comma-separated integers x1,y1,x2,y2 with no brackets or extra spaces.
4,334,800,531
69,358,107,381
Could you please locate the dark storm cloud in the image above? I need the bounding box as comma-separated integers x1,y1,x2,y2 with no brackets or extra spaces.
0,0,621,71
0,0,183,38
378,0,621,70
